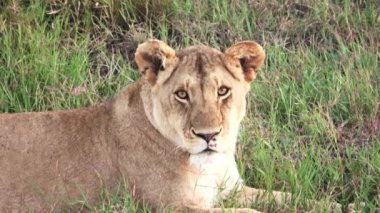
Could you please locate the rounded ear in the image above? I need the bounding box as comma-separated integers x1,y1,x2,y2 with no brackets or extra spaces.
224,41,265,82
134,39,177,85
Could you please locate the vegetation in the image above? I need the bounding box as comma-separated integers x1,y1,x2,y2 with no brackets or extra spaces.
0,0,379,212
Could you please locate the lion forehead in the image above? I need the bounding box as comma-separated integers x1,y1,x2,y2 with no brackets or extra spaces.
176,46,224,72
163,47,239,87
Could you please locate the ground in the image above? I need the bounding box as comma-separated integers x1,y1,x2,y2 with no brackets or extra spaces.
0,0,379,212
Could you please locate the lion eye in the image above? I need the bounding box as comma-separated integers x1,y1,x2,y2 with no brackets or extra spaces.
175,90,189,100
217,86,230,97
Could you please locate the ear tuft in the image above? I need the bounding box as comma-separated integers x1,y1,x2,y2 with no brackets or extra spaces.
224,41,265,82
134,39,177,85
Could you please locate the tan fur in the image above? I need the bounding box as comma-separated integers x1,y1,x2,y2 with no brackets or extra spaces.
0,40,338,212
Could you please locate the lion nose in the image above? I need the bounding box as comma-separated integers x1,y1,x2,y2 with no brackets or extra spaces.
192,129,221,143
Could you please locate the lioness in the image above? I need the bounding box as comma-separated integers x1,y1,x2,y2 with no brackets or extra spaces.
0,40,331,212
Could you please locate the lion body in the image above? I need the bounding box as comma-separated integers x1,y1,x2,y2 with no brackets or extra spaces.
0,103,115,210
0,80,241,211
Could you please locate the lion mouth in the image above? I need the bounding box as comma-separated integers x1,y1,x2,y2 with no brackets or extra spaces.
201,147,217,153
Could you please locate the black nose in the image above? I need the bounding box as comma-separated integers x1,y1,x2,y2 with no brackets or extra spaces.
192,130,220,143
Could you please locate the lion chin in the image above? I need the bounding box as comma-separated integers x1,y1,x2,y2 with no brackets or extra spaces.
0,39,342,212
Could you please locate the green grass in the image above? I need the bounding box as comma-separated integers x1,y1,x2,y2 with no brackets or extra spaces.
0,0,379,212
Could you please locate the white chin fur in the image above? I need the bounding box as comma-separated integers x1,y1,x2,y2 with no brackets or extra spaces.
188,152,244,202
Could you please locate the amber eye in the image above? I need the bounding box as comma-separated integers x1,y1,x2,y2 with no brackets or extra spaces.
217,86,230,97
175,90,189,100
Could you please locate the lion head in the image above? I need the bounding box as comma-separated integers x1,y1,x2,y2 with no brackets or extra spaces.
135,40,265,155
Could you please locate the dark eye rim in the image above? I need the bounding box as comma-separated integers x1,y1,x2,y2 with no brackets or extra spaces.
217,86,230,96
175,90,189,100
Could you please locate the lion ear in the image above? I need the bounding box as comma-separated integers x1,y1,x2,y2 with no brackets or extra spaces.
224,41,265,82
135,39,177,85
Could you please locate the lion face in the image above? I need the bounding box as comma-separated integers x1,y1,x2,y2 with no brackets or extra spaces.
135,40,265,155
